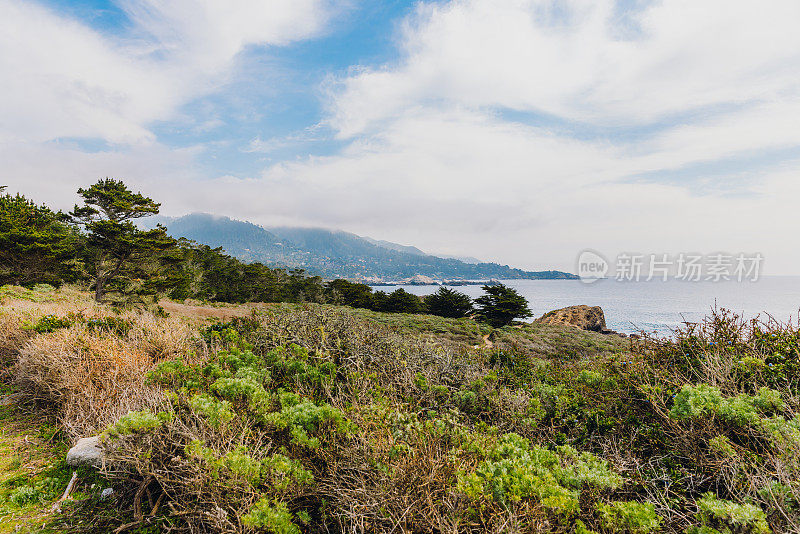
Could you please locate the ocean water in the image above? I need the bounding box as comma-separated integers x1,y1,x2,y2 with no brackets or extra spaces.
373,277,800,336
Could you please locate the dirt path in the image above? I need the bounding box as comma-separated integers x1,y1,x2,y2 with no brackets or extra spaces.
472,333,494,349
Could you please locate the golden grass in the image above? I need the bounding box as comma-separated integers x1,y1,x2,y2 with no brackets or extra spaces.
1,286,205,437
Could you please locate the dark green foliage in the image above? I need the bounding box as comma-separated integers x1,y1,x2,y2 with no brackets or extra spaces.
325,279,374,309
85,316,133,336
751,322,800,393
324,281,425,315
375,288,423,313
166,241,324,304
0,191,81,287
424,287,473,318
69,178,176,302
474,283,532,327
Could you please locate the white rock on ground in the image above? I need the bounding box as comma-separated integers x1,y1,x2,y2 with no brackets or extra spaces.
66,436,104,467
0,393,21,407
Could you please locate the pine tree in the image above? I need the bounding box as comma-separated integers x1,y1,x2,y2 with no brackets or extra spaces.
425,287,473,318
0,190,80,286
473,283,532,327
69,179,176,302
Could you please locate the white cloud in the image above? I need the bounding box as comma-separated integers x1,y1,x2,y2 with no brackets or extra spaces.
330,0,800,136
0,140,201,213
121,0,329,74
243,126,323,153
0,0,332,144
274,0,800,273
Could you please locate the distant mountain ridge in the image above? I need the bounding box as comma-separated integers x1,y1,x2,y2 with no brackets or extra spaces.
361,236,426,257
143,213,578,282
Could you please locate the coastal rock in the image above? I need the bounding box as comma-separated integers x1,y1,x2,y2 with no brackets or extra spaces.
404,274,439,285
535,305,607,332
66,436,104,467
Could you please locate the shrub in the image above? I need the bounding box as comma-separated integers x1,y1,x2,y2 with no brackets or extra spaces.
689,493,770,534
670,384,784,426
670,383,725,420
103,409,173,439
189,393,235,429
758,481,797,515
15,326,164,436
212,372,271,416
708,435,736,458
457,433,621,517
8,485,41,507
264,392,350,449
85,316,133,336
596,501,662,534
264,344,337,395
242,499,301,534
26,314,72,333
262,453,314,490
148,358,201,390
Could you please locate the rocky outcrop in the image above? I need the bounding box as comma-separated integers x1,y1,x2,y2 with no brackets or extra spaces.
534,305,608,332
66,436,104,467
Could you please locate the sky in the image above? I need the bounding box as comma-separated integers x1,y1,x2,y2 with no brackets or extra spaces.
2,0,800,274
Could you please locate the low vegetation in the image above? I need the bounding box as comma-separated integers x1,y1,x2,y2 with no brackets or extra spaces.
0,286,797,532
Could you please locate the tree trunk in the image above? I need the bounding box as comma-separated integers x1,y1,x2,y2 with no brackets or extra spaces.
94,256,127,302
94,276,106,302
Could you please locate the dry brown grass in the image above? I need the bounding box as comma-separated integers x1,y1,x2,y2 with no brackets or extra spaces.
1,287,205,437
16,326,162,437
0,313,32,365
158,299,258,323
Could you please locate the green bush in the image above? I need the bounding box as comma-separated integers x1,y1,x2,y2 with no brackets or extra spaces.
688,493,770,534
242,499,301,534
26,314,71,333
103,409,173,439
758,481,797,515
264,392,350,449
596,500,662,533
148,358,202,390
708,435,736,458
8,485,42,507
85,316,133,336
670,384,784,426
457,433,621,516
264,344,337,393
212,373,272,416
185,440,313,490
189,393,235,429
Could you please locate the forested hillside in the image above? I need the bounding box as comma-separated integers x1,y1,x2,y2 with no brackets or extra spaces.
144,213,577,281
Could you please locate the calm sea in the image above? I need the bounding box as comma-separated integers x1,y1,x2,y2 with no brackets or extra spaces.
373,277,800,336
